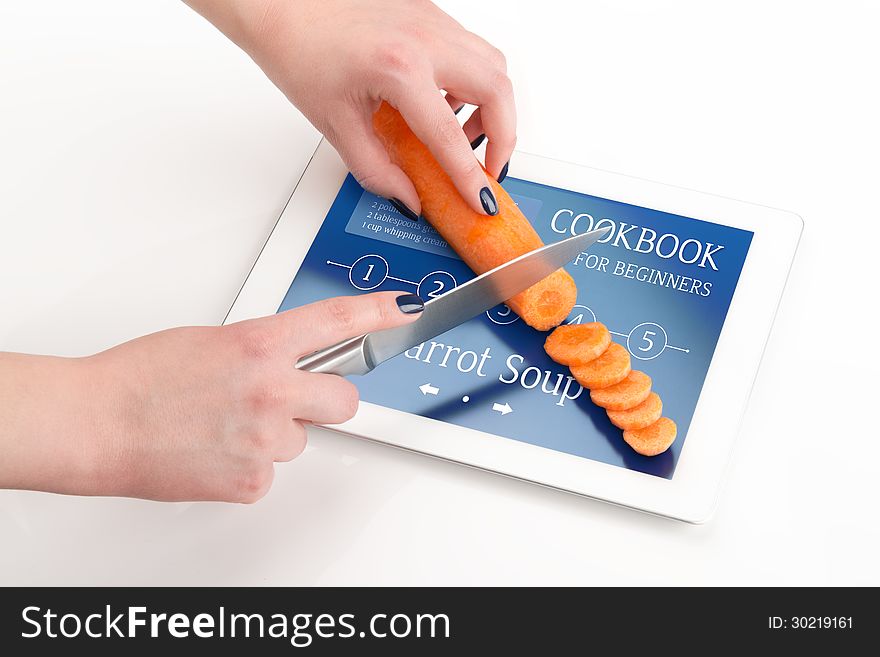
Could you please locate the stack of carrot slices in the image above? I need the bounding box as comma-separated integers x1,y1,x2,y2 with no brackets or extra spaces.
544,323,677,456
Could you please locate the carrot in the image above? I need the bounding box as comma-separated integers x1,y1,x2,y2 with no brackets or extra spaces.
544,323,612,366
622,417,677,456
590,370,652,411
370,104,675,455
542,318,673,455
569,342,631,389
606,392,663,430
372,102,576,331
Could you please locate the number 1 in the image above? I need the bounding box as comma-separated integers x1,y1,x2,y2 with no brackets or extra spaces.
363,264,374,281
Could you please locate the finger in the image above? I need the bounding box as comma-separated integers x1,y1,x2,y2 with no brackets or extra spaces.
274,420,308,462
388,86,498,216
482,93,517,182
464,106,507,183
466,32,509,73
445,92,466,116
461,107,484,145
436,58,517,180
236,463,275,504
329,107,421,217
278,290,424,357
290,371,361,425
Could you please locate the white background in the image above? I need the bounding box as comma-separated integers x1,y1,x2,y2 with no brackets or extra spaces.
1,0,878,585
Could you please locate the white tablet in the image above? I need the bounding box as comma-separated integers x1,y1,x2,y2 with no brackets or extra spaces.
225,139,801,523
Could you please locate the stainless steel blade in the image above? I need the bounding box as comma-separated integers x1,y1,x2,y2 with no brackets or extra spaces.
363,226,609,367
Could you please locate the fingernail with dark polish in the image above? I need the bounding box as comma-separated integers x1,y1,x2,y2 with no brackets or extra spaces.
497,161,509,184
389,197,419,221
479,186,498,216
454,104,464,115
396,293,425,314
470,133,486,150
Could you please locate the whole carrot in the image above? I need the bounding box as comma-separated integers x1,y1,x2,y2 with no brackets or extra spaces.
372,102,576,331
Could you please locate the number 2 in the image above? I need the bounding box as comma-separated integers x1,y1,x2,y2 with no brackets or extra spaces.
428,279,446,298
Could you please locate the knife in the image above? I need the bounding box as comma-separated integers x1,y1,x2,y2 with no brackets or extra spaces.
296,226,609,376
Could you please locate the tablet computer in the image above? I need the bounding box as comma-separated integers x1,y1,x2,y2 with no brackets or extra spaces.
225,139,801,523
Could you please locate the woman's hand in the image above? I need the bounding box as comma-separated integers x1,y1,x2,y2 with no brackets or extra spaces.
0,292,423,503
185,0,516,217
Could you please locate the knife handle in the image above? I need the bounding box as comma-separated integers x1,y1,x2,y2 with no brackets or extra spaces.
295,334,374,376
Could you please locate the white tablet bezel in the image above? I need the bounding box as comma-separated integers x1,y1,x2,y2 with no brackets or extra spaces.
225,139,802,523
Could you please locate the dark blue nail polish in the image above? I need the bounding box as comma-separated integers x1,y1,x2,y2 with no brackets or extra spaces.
497,161,509,184
396,294,424,314
470,133,486,150
389,197,419,221
479,186,498,216
454,104,464,115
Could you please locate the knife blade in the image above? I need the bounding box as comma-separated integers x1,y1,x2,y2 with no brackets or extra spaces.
296,225,609,376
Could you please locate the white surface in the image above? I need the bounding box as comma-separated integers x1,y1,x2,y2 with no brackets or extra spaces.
1,0,878,585
228,140,801,523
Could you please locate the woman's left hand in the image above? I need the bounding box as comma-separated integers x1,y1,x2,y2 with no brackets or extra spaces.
185,0,517,217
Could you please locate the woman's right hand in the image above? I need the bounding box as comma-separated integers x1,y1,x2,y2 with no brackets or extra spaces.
0,292,423,503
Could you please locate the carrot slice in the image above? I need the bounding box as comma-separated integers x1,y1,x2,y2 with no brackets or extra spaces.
590,370,652,411
372,102,576,331
623,417,677,456
606,392,662,430
511,271,578,331
570,342,631,389
544,323,612,366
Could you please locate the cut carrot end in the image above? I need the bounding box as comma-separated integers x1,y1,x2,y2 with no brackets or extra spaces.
622,416,677,456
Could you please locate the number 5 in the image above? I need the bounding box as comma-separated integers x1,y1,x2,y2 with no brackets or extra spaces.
639,330,656,352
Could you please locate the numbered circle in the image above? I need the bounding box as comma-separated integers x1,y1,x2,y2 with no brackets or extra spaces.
565,304,597,325
417,270,457,301
486,303,520,325
626,322,668,360
349,254,389,291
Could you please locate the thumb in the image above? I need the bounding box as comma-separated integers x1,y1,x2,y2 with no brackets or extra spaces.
277,291,424,357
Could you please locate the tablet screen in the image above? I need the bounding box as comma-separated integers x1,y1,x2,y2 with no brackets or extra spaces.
278,174,752,478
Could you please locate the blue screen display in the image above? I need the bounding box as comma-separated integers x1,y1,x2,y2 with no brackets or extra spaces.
279,175,752,478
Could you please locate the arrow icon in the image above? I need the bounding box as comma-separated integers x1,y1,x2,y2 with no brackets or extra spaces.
419,383,439,396
492,402,513,416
